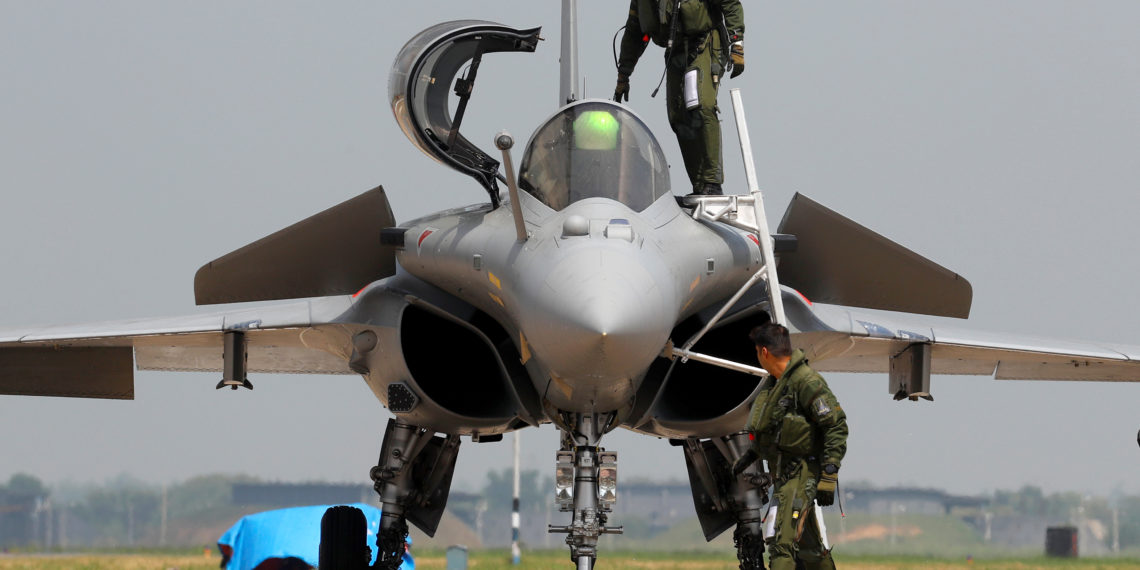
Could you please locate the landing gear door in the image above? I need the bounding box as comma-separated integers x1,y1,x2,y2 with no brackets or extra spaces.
682,439,737,541
389,21,542,205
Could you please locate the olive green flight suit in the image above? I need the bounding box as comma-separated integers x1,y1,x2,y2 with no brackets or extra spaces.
617,0,744,193
747,349,848,570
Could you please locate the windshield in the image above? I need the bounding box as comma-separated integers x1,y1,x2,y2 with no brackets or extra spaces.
518,101,670,212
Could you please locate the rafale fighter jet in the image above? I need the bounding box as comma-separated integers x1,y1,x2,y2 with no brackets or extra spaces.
4,5,1140,570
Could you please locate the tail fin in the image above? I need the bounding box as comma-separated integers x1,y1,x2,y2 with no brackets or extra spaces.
194,186,397,305
776,193,972,318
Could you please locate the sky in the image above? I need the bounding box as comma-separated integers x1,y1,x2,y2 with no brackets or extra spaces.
1,2,1139,500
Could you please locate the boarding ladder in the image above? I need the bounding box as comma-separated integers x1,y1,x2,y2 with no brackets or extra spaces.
669,89,784,377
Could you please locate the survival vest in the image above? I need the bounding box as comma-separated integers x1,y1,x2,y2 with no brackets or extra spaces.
636,0,717,47
747,361,819,459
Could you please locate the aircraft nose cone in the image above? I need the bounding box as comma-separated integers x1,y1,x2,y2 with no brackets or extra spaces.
521,249,676,388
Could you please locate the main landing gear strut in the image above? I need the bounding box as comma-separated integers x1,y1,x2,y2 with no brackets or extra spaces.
330,418,460,570
681,431,772,570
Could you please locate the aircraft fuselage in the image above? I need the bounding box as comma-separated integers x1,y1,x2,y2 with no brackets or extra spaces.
396,191,762,413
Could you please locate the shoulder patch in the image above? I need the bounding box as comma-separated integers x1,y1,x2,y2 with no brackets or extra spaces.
813,397,832,418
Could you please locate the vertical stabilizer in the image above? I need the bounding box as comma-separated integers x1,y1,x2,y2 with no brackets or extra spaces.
560,0,579,105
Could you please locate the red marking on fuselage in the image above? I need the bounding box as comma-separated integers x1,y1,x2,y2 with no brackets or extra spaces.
795,289,813,305
746,234,760,246
417,229,434,249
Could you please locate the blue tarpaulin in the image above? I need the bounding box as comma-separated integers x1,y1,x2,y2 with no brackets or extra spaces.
217,503,414,570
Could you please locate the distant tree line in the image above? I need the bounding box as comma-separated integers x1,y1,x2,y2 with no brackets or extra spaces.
3,473,1140,552
0,473,48,548
989,485,1140,548
0,472,257,549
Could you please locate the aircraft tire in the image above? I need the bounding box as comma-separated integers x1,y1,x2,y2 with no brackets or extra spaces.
319,505,371,570
732,525,765,570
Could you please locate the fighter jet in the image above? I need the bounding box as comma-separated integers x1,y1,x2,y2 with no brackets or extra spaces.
3,5,1140,570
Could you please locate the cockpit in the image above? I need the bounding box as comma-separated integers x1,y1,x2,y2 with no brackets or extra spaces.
518,101,671,212
388,22,671,212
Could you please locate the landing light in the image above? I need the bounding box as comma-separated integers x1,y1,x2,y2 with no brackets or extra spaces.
555,451,574,510
598,451,617,506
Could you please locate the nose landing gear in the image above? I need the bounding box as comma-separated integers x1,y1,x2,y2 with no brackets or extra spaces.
548,413,623,570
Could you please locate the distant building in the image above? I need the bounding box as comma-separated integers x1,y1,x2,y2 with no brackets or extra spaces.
841,487,987,516
469,479,696,548
610,480,693,531
231,482,378,508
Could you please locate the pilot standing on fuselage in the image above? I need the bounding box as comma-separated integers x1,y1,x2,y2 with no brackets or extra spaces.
735,321,848,570
613,0,745,196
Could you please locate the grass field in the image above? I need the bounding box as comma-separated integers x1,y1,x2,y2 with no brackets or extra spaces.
2,551,1140,570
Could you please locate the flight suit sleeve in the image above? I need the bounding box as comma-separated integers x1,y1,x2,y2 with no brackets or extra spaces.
796,372,848,470
617,1,649,77
711,0,745,40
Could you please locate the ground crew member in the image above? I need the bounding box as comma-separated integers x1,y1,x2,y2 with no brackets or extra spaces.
613,0,745,196
734,321,848,570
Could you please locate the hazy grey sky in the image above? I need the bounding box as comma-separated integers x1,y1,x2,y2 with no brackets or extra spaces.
2,2,1139,499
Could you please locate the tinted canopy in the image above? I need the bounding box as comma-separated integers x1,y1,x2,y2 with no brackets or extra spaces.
518,101,671,212
389,21,541,203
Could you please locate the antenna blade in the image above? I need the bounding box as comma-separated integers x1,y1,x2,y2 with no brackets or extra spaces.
560,0,579,104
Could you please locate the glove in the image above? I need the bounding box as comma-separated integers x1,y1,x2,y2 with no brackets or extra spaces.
731,448,759,476
614,73,630,103
816,464,838,506
729,42,745,78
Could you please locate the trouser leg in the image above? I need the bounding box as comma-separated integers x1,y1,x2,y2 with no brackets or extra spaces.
795,508,836,570
766,484,799,570
665,65,698,187
768,460,827,570
666,38,723,192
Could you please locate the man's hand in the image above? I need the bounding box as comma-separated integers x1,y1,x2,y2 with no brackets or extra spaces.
614,73,630,103
816,464,838,506
729,42,745,78
731,448,759,476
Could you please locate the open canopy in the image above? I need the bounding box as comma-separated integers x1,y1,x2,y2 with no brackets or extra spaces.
389,21,541,205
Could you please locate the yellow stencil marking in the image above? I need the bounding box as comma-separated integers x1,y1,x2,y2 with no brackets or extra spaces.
689,275,701,292
488,271,503,290
488,292,505,307
550,373,573,400
519,332,532,364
